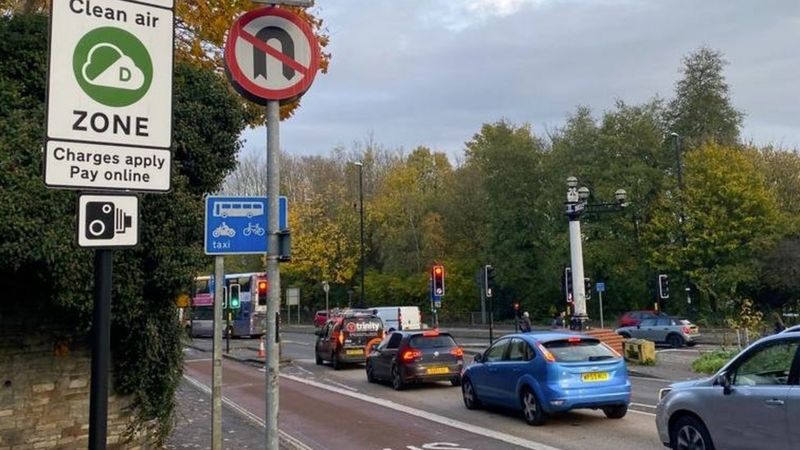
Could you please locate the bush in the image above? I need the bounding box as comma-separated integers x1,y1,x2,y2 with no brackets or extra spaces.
692,348,738,374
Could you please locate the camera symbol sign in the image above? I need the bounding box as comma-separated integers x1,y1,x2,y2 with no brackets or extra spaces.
78,194,139,248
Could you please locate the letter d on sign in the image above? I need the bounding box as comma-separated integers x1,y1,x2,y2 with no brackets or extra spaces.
119,67,131,82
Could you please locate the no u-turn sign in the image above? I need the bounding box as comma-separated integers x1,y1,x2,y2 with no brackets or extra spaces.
224,7,321,104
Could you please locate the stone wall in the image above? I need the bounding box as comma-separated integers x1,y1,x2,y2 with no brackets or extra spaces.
0,324,151,449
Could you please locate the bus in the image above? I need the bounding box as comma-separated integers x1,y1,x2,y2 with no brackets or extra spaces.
189,272,268,338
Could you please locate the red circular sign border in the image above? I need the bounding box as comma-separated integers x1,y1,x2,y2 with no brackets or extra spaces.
224,7,321,103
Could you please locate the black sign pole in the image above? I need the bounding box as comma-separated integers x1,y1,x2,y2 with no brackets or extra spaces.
89,249,112,450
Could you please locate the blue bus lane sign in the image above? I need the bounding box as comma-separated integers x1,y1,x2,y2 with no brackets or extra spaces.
204,196,287,255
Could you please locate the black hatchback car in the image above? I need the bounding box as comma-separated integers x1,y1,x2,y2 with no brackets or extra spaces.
365,330,464,390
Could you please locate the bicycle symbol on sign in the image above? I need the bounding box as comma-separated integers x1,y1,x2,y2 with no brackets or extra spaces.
242,222,265,237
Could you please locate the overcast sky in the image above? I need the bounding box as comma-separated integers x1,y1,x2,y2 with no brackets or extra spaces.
240,0,800,159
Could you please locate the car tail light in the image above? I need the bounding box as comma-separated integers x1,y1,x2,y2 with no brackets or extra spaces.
450,347,464,358
423,330,439,337
568,337,581,344
536,343,556,363
401,349,422,362
682,326,691,334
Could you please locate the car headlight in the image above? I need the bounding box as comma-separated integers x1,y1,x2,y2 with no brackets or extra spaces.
658,388,672,402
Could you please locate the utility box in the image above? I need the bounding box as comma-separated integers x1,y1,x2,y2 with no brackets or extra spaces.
623,339,656,364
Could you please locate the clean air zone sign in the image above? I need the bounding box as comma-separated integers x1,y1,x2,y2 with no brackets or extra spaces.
44,0,174,192
224,7,320,104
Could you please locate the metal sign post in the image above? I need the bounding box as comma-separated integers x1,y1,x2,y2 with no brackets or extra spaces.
596,282,606,329
212,258,224,450
224,6,320,449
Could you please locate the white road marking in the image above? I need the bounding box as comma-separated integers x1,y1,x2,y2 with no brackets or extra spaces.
630,401,657,409
291,364,314,376
183,374,312,450
629,409,657,417
184,357,213,362
281,373,563,450
282,340,312,346
322,378,359,392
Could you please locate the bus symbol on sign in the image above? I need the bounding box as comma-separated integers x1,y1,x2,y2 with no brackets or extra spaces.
213,201,265,218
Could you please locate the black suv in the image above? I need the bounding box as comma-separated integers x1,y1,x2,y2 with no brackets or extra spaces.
365,329,464,390
315,312,384,370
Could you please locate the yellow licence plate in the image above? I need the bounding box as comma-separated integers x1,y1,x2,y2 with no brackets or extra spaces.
426,367,449,375
345,349,363,356
582,372,609,382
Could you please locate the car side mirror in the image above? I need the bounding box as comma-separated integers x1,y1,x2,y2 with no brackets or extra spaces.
636,324,641,329
370,343,379,352
716,372,733,395
474,353,483,363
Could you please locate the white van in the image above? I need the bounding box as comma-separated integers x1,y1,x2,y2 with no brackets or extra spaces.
369,306,422,331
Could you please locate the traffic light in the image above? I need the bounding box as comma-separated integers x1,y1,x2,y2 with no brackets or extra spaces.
484,265,495,298
432,265,445,296
257,278,268,306
229,283,241,310
513,302,521,318
584,277,592,301
563,267,573,303
658,274,669,299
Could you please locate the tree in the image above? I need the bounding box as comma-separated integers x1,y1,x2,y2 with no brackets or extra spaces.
645,142,781,313
0,14,250,442
666,47,744,147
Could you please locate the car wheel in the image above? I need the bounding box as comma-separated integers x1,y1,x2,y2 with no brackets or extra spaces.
602,404,628,419
620,332,631,339
366,362,376,383
391,365,406,391
450,376,462,387
686,341,697,347
667,333,685,348
671,415,715,450
520,387,547,426
332,352,341,370
315,353,323,365
461,378,481,410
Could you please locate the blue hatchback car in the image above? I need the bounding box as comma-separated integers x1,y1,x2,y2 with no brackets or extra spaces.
461,332,631,425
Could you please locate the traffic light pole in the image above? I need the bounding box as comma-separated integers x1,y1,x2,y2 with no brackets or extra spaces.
89,249,112,450
568,218,588,329
212,256,224,450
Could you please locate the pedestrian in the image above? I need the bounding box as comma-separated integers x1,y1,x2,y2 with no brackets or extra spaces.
519,311,532,332
552,311,566,329
773,312,786,334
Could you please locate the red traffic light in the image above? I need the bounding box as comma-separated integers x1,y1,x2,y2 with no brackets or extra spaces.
434,266,443,275
514,302,520,311
258,280,268,295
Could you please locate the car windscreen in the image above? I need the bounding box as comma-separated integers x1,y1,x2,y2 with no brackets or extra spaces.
543,338,618,362
409,334,457,349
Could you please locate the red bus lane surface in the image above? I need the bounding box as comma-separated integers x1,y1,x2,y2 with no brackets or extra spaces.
183,359,538,450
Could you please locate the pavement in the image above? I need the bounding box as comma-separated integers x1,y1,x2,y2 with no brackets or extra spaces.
166,377,293,450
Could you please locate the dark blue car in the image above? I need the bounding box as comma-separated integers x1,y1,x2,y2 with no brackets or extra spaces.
461,332,631,425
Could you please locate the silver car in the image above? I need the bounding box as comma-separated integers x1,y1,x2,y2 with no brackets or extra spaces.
655,331,800,450
616,317,700,347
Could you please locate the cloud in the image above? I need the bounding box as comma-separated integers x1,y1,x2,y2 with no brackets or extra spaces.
81,43,145,91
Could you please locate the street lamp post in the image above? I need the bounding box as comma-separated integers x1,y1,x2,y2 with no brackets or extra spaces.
352,161,366,308
564,176,627,330
322,281,330,318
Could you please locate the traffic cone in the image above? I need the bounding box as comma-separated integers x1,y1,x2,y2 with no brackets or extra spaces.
257,337,266,358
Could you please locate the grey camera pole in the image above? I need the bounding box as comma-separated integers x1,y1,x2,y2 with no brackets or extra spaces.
212,256,224,450
88,249,112,450
265,99,281,450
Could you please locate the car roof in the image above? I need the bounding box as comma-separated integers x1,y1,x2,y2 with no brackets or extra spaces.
782,324,800,333
501,331,593,343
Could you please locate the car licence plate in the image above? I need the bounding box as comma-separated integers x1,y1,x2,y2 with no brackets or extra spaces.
426,367,449,375
581,372,609,382
345,349,363,356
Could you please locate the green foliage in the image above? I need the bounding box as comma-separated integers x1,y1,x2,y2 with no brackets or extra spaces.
692,348,738,374
666,46,744,148
0,14,249,443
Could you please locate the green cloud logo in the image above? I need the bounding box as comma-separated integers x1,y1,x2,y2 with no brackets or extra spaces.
73,27,153,107
82,43,146,91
